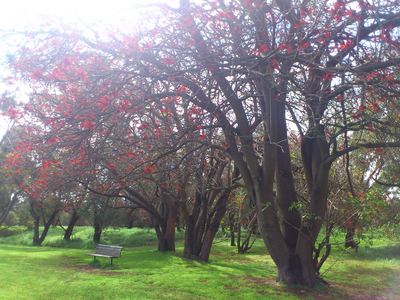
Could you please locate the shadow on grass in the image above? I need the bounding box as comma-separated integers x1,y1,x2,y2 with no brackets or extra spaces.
353,244,400,260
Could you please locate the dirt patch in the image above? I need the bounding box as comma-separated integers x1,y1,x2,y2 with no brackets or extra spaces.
223,284,240,291
74,264,122,276
240,275,392,300
60,257,122,276
245,275,277,286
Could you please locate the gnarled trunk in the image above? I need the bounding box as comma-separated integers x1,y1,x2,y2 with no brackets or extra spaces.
244,112,331,286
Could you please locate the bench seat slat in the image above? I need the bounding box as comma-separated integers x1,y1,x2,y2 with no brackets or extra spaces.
87,253,116,258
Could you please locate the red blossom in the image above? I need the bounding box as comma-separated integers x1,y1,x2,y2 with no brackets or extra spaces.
368,102,380,113
299,41,310,49
322,72,333,81
106,162,116,170
258,43,269,53
6,107,20,119
339,39,353,51
176,85,189,94
358,104,366,113
270,58,279,70
125,152,136,159
162,57,176,65
143,165,156,174
81,119,95,130
97,96,111,111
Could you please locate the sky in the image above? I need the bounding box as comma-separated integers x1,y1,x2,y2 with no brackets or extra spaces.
0,0,180,138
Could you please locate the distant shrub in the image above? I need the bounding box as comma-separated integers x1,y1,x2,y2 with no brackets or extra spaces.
0,226,29,237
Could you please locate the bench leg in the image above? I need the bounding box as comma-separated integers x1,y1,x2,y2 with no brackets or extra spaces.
110,257,113,266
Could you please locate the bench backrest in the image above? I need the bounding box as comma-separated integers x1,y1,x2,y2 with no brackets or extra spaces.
95,244,123,257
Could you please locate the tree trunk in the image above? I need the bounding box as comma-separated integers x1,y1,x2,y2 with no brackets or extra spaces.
30,201,59,246
29,200,59,246
183,215,195,257
63,210,79,240
126,207,135,228
32,215,41,246
38,210,58,245
0,192,20,226
237,212,257,254
228,212,235,246
184,192,229,261
93,222,102,243
155,202,177,252
230,226,235,246
345,216,358,250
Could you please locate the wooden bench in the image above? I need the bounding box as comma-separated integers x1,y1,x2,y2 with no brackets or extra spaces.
88,244,123,265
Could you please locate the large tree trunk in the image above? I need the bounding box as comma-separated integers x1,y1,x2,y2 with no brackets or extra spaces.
243,94,331,286
155,202,177,252
63,209,79,240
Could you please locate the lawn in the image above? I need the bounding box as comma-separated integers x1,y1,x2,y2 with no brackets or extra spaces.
0,226,399,299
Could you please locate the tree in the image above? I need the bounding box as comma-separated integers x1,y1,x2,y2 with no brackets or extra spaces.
5,0,400,286
0,128,21,226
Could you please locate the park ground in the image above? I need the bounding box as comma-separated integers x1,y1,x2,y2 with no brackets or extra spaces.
0,226,399,300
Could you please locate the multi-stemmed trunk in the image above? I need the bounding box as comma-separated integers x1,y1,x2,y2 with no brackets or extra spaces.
30,200,59,246
237,211,257,254
231,79,331,285
184,191,230,262
248,139,330,286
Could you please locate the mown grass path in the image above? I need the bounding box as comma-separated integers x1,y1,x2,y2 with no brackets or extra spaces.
0,227,399,299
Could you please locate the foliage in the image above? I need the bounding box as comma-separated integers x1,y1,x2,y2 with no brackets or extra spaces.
0,225,28,237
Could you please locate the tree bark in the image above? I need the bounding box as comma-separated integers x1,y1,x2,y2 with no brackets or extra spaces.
30,200,59,246
0,192,20,226
93,221,102,243
184,192,229,261
228,212,236,246
345,216,358,250
63,209,79,240
155,202,177,252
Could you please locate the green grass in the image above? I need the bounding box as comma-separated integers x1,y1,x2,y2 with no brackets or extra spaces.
0,226,399,299
0,226,185,248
